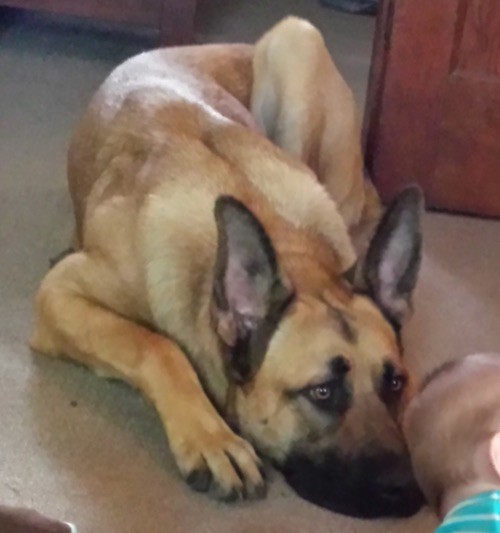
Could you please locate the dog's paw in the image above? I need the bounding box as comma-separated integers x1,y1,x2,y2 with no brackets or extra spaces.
169,421,266,501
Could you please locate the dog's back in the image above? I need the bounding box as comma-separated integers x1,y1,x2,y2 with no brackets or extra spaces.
65,42,355,368
68,43,356,264
67,44,255,237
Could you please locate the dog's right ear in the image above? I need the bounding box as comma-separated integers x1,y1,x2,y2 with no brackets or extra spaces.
212,196,290,367
344,185,424,328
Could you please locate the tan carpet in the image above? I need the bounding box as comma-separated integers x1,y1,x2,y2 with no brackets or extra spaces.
1,1,499,531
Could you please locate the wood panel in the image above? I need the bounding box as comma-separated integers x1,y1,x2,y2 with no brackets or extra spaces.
453,0,500,79
364,0,500,217
432,0,500,215
365,0,459,200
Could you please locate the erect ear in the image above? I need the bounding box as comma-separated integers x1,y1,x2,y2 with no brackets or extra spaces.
489,432,500,478
354,185,424,327
213,196,291,381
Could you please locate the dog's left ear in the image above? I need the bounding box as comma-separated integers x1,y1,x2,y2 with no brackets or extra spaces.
212,196,291,382
350,185,424,327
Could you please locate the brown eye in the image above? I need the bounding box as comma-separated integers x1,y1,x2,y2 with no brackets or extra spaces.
388,375,405,393
309,385,332,402
382,362,407,398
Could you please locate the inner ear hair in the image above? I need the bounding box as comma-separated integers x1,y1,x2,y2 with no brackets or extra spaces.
212,195,291,381
361,185,424,326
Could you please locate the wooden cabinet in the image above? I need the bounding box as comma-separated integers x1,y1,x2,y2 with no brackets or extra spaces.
364,0,500,217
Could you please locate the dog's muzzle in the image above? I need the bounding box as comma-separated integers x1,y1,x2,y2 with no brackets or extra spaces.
279,450,424,518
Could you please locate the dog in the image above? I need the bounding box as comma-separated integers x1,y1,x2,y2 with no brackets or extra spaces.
31,17,424,518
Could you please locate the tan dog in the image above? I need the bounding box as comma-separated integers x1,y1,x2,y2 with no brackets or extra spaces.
31,17,424,517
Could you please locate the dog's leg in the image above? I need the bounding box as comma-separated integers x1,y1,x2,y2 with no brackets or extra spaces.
49,248,75,268
49,227,81,268
252,16,381,233
31,253,265,501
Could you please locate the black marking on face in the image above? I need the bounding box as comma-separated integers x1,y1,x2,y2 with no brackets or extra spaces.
331,355,351,375
289,356,353,416
352,289,403,342
279,450,424,518
326,306,357,344
379,361,408,414
230,289,294,383
213,195,294,382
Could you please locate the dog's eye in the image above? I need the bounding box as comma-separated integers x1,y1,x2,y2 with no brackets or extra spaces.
382,362,407,398
385,373,407,395
308,385,331,402
389,375,405,392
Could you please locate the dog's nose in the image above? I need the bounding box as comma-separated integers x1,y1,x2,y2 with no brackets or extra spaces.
379,481,410,500
374,455,424,511
377,457,419,499
279,451,424,518
378,476,418,502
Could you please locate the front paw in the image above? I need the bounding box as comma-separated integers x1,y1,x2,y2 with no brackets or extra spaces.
169,420,266,501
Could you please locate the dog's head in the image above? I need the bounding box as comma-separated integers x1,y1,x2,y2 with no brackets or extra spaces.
211,186,424,518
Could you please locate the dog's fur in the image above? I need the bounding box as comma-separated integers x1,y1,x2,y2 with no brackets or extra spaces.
31,17,424,517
